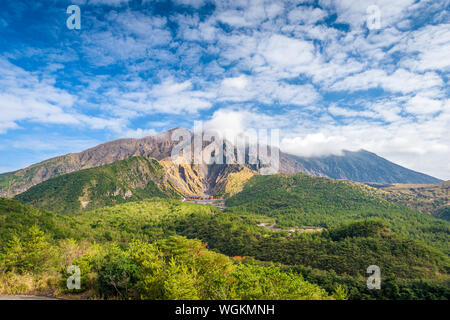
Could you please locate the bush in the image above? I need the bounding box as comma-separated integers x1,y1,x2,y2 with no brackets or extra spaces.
96,246,140,299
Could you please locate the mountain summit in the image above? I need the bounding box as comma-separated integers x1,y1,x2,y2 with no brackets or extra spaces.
279,149,442,185
0,129,442,197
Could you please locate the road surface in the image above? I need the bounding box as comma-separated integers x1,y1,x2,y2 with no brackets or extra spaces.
0,295,61,300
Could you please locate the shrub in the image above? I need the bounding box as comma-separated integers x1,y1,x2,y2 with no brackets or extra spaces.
96,246,140,299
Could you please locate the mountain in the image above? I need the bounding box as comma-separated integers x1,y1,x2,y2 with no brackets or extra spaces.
279,149,442,184
0,129,442,197
14,157,181,214
0,129,180,197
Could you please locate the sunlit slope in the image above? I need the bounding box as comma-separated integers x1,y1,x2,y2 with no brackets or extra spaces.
2,197,448,280
1,197,449,299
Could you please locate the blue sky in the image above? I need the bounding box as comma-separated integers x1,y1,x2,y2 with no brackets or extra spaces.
0,0,449,179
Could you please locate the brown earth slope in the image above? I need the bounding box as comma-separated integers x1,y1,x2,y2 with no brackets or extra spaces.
371,181,450,219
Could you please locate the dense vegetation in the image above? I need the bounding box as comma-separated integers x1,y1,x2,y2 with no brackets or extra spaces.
435,206,450,222
0,197,448,300
174,213,449,280
14,157,180,214
226,174,450,254
0,198,337,299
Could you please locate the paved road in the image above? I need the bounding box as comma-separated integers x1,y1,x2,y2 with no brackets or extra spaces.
0,295,61,300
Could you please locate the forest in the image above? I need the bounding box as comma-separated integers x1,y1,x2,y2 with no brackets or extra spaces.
0,195,448,300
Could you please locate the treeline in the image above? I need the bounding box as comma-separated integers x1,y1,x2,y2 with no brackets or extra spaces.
0,225,336,300
174,213,449,279
173,213,450,299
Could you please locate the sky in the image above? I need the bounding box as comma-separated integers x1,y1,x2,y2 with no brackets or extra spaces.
0,0,449,179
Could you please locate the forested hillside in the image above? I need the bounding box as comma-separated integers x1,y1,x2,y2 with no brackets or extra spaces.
14,157,180,214
373,181,450,220
226,174,450,254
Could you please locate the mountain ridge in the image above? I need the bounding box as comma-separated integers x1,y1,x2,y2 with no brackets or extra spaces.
280,149,442,184
0,128,442,197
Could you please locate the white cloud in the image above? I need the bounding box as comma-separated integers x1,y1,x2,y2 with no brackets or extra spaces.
258,34,316,71
0,121,19,134
330,69,443,94
319,0,415,30
217,10,253,27
282,133,346,157
203,108,287,139
288,7,327,25
221,75,249,90
0,58,123,134
328,104,376,118
396,23,450,72
122,128,157,138
405,96,444,115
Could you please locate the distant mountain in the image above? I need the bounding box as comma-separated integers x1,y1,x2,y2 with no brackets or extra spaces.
279,149,442,184
0,129,180,197
0,129,442,197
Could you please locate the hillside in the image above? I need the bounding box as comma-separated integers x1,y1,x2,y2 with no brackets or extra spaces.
0,197,216,247
225,173,450,254
0,129,179,198
14,157,181,214
0,130,442,197
371,181,450,220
